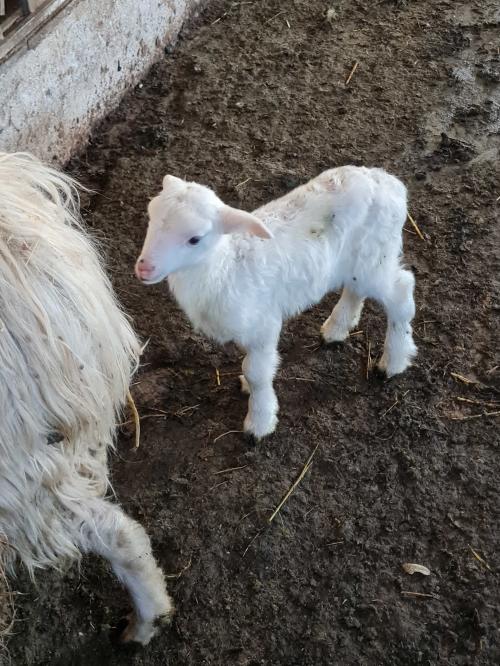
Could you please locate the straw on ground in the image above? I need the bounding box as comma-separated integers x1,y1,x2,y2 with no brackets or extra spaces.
407,213,425,241
268,444,319,523
213,430,244,443
126,389,141,449
450,410,500,421
366,339,372,380
165,557,192,580
469,546,491,571
345,61,359,85
450,372,479,385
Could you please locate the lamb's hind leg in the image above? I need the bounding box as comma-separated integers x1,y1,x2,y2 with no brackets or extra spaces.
378,268,417,377
321,287,365,343
79,498,173,645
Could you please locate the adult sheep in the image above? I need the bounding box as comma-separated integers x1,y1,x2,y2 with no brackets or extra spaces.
0,153,172,645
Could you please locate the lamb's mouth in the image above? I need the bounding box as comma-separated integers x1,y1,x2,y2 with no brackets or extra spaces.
139,271,169,285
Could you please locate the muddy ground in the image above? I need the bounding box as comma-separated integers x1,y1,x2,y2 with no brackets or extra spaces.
8,0,500,664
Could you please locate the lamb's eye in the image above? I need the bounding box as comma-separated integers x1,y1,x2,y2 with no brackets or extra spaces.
188,236,201,245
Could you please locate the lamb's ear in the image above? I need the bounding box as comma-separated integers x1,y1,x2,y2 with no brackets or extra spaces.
219,205,273,239
162,174,184,190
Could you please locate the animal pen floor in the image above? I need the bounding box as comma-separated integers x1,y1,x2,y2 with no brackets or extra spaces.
8,0,500,664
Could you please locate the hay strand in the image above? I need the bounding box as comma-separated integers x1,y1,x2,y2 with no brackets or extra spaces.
366,339,372,379
126,390,141,449
450,410,500,421
345,61,359,85
401,590,437,599
469,546,491,571
407,213,425,241
213,430,244,443
268,444,319,523
450,372,478,385
165,557,192,580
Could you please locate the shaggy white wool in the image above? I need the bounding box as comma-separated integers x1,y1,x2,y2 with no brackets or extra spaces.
0,153,172,644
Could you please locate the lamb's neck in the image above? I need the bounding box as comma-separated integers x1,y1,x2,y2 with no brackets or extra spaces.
168,236,233,301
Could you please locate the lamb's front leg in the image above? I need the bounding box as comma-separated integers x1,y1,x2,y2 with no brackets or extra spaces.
240,343,280,439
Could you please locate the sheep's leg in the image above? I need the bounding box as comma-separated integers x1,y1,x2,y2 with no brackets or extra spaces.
321,287,365,342
240,343,280,439
378,269,417,377
79,498,173,645
239,374,251,395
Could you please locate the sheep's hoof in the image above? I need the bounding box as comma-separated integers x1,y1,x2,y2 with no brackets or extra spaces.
243,431,258,446
372,364,387,381
110,616,137,647
115,610,171,646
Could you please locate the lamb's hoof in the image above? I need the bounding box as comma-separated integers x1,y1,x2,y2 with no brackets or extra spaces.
243,414,278,441
372,364,387,381
321,336,344,349
119,613,152,645
110,617,131,645
110,615,140,648
320,324,349,345
239,374,250,395
377,356,413,378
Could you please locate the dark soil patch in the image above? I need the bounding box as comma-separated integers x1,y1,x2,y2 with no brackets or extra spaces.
8,0,500,664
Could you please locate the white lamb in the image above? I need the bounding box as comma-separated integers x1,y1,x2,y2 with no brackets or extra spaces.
0,153,172,645
135,166,417,439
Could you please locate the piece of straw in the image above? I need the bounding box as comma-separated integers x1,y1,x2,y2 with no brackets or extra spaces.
345,61,359,85
165,557,192,579
213,430,243,443
450,372,479,385
407,213,425,241
469,546,491,571
450,411,500,421
268,444,319,523
366,340,372,380
126,390,141,449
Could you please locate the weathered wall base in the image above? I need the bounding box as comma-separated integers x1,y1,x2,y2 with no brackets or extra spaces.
0,0,202,164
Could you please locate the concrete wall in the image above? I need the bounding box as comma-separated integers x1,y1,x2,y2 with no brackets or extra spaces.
0,0,202,164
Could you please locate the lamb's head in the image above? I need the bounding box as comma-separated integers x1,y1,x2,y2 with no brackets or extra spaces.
135,175,272,284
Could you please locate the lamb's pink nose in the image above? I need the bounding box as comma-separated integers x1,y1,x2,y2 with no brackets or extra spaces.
135,258,156,281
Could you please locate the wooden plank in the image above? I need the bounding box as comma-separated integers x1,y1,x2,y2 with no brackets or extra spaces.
26,0,49,12
0,1,6,17
0,0,70,63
